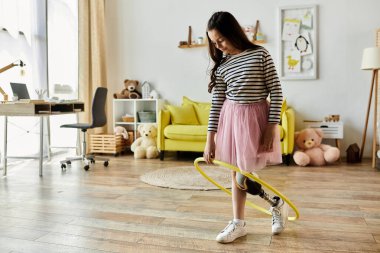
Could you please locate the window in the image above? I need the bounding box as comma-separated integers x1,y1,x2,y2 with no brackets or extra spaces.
0,0,48,157
48,0,78,148
0,0,78,158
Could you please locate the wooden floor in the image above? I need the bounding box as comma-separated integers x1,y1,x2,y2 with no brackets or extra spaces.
0,151,380,253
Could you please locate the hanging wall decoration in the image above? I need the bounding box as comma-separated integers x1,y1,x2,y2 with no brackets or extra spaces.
278,5,318,80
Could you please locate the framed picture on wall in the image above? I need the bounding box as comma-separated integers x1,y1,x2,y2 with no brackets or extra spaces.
278,5,318,80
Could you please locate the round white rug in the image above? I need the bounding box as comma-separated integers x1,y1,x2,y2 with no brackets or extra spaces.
140,165,232,190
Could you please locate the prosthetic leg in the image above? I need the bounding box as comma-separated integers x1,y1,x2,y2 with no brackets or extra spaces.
234,172,280,207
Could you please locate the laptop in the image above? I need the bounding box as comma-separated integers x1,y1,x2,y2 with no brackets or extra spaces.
10,82,30,100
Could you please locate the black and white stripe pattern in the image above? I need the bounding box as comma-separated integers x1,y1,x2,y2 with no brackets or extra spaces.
208,47,283,132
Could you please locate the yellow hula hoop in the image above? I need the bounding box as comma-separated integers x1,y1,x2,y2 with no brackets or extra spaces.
194,157,299,221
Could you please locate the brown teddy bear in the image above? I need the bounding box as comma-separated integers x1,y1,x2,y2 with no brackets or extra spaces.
113,79,142,99
293,128,340,166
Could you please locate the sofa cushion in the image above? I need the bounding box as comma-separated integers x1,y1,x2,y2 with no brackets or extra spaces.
166,104,199,125
164,125,207,141
182,96,211,125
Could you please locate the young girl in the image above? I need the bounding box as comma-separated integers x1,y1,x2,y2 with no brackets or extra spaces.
203,11,288,243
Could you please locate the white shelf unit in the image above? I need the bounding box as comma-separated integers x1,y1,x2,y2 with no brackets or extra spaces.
303,121,343,139
113,99,162,144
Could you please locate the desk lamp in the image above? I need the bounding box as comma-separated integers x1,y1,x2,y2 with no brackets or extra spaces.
359,47,380,168
0,60,26,102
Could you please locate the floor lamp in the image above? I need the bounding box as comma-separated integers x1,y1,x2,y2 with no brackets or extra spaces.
360,47,380,168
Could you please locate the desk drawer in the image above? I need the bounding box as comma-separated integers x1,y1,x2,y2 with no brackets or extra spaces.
303,121,343,139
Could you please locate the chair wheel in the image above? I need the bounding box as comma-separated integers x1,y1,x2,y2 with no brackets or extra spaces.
104,161,109,167
61,164,66,171
90,159,95,164
84,165,90,171
67,161,71,165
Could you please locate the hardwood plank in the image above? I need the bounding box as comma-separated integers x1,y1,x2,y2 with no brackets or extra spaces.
137,233,348,253
160,218,375,243
374,234,380,243
1,206,164,226
137,233,273,252
0,237,109,253
271,236,380,252
36,232,204,253
0,225,49,241
0,216,145,244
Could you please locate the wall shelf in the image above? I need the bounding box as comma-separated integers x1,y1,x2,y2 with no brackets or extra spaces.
178,25,207,49
178,21,266,49
178,44,206,48
253,40,266,44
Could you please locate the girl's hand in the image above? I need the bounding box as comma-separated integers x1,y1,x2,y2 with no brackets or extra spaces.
204,132,216,164
259,123,277,152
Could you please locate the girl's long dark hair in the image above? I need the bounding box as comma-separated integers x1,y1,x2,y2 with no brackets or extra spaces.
207,11,260,93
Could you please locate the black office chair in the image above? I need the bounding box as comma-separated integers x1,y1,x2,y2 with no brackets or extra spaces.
60,87,109,171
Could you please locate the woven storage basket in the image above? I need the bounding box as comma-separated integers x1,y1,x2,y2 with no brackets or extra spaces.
122,116,134,122
90,134,127,155
126,131,134,145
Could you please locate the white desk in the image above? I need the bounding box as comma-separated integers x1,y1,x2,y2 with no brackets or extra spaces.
0,101,84,176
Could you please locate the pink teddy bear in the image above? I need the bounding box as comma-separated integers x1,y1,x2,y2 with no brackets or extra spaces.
293,128,340,166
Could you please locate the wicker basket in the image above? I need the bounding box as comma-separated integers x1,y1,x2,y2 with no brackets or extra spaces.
122,116,134,122
90,134,127,155
126,131,134,145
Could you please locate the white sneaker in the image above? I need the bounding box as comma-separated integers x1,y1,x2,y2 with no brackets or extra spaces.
270,196,289,235
216,220,247,243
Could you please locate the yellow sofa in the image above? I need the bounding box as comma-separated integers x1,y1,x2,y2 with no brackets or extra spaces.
279,100,295,165
158,96,295,164
158,97,209,160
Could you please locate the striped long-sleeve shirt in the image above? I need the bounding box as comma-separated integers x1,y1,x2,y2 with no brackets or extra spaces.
208,47,283,132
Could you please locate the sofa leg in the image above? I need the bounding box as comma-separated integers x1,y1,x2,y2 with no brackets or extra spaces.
284,154,291,166
160,151,164,161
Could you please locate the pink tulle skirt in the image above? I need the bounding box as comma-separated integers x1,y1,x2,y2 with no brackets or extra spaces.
215,99,282,172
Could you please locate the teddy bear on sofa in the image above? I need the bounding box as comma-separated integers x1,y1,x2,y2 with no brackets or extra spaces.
293,128,340,166
131,123,159,159
113,79,142,99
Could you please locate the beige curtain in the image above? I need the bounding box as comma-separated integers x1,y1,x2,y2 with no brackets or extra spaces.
375,29,380,163
377,29,380,105
79,0,107,136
